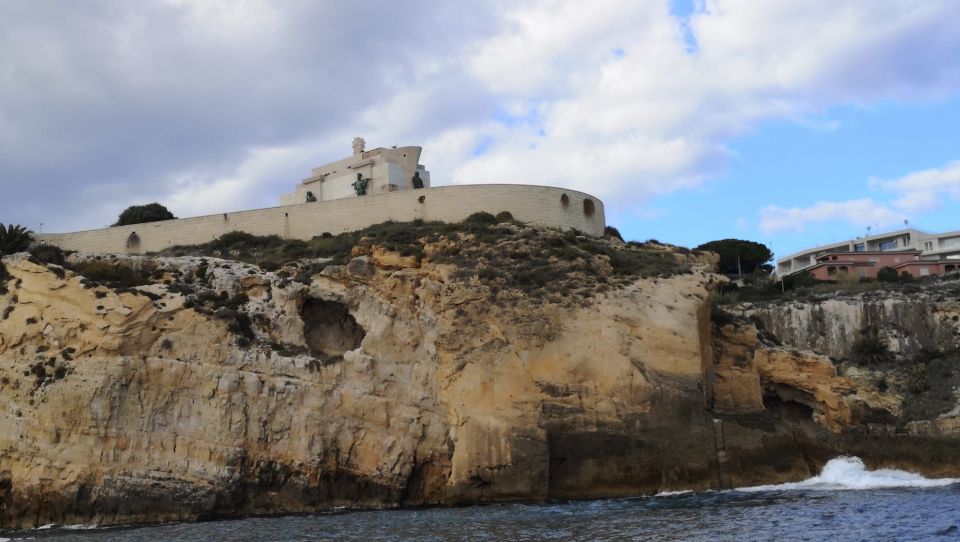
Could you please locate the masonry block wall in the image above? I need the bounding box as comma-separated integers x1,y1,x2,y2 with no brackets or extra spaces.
37,185,606,255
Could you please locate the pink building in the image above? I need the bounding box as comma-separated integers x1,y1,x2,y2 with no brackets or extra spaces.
807,250,959,280
777,227,960,276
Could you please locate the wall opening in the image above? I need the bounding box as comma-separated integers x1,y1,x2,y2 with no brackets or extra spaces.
583,199,595,217
300,298,366,357
126,232,140,250
560,194,570,208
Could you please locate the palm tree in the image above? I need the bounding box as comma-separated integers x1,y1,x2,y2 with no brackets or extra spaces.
0,224,33,255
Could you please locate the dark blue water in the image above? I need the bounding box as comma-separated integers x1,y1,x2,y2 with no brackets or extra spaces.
9,485,960,542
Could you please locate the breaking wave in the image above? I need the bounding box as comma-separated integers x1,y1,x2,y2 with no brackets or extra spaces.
738,456,960,492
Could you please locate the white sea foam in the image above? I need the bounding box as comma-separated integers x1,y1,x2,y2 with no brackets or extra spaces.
738,456,960,492
63,524,99,530
654,489,694,497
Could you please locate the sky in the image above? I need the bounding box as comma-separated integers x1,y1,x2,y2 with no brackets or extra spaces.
2,0,960,260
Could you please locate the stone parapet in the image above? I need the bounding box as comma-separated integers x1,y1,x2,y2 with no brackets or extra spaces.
37,184,606,254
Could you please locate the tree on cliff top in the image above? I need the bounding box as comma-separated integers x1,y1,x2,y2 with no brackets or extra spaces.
113,203,176,227
696,238,773,275
0,224,33,255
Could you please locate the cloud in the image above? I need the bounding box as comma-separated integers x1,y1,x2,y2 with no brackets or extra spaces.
878,160,960,213
437,0,960,222
3,0,960,232
758,199,903,235
0,0,502,230
757,159,960,234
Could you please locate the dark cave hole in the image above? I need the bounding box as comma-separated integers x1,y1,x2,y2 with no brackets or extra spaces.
300,298,366,357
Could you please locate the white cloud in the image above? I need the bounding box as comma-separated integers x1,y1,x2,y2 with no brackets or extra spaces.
879,160,960,213
758,199,903,235
757,159,960,234
440,0,960,212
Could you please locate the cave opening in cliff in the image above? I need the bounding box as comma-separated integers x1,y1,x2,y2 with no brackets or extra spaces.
301,298,366,357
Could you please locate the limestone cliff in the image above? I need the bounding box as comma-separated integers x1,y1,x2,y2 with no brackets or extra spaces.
728,281,960,439
734,284,960,359
1,226,959,529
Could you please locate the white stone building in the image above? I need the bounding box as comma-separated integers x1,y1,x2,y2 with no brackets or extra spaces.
280,138,431,205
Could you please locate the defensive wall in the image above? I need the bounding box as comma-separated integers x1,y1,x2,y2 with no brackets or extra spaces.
38,184,606,255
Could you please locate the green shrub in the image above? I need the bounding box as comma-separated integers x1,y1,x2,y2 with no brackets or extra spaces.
0,262,10,295
462,212,497,226
899,271,914,282
711,304,736,327
113,203,176,227
28,244,66,266
876,266,899,283
696,238,773,275
0,224,33,255
70,261,151,288
495,211,515,223
850,333,891,366
783,270,817,290
217,231,260,246
904,363,929,393
604,226,625,242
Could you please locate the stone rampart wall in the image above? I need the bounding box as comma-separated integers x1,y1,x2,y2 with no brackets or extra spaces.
37,184,606,254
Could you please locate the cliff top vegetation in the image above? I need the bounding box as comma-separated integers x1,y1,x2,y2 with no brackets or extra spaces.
154,213,705,300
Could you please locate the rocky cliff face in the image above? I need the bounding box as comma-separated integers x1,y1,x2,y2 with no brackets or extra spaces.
733,283,960,359
1,228,959,529
728,281,960,438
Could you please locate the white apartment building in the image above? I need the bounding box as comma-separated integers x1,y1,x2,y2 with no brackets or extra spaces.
776,228,960,275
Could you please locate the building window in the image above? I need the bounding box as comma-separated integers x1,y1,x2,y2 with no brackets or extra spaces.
560,194,570,208
879,240,898,251
827,266,837,275
854,243,865,252
583,199,595,217
919,267,930,277
924,241,933,251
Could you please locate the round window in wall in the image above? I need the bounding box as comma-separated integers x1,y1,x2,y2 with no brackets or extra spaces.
583,199,595,217
561,193,570,208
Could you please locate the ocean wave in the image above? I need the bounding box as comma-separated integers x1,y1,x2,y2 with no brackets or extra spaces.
654,489,694,497
738,456,960,492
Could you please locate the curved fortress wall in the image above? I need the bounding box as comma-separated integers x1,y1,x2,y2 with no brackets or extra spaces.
38,185,606,255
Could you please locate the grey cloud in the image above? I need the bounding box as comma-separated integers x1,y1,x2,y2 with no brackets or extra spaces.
0,0,503,231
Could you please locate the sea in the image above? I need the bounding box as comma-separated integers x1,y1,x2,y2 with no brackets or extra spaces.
5,457,960,542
